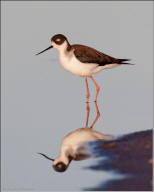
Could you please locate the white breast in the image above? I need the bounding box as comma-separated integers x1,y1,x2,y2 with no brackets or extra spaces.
59,52,98,77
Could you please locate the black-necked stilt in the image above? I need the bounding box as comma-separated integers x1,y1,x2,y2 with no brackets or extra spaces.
36,34,133,102
38,102,113,172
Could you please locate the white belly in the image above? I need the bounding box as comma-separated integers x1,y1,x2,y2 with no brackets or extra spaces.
59,53,98,77
59,51,120,77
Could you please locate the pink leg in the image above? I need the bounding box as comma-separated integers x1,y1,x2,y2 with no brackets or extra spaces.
90,102,100,128
90,76,100,102
85,77,90,103
86,102,90,127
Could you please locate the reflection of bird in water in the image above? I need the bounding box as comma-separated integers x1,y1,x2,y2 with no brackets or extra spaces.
38,102,113,172
36,34,133,102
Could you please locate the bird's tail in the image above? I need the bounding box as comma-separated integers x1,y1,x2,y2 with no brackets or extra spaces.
118,59,134,65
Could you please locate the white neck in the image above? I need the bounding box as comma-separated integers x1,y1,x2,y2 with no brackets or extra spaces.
53,154,69,166
53,40,68,54
53,145,73,166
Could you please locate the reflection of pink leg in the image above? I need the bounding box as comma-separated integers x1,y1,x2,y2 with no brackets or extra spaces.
90,102,100,128
85,77,90,103
90,76,100,102
86,102,90,127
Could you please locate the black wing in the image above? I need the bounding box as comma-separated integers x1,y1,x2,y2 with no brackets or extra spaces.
72,44,131,66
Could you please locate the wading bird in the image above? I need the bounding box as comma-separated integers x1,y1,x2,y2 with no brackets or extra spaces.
36,34,133,102
38,102,113,172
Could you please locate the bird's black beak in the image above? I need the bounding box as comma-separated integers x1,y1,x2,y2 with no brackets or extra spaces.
36,45,53,55
37,152,54,161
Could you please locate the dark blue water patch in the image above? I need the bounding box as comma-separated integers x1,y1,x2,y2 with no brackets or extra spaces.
83,129,153,191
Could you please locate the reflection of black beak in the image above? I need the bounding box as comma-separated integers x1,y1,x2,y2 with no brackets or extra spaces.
37,152,54,161
36,45,53,55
